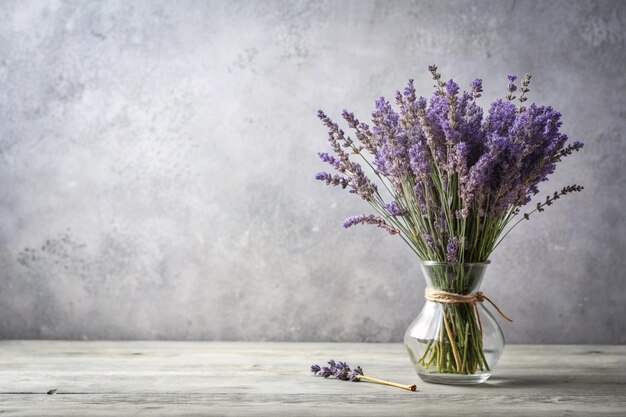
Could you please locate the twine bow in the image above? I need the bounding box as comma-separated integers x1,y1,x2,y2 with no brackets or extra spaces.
424,288,513,323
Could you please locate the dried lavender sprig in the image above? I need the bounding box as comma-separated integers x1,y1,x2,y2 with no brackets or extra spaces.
385,200,408,216
552,141,584,163
492,184,584,252
310,360,417,391
518,72,533,112
342,214,399,235
315,172,349,189
316,110,378,200
506,74,518,100
342,110,378,156
527,184,584,216
428,64,446,95
470,78,483,100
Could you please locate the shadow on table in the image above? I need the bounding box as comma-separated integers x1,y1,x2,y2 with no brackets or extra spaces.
483,375,575,388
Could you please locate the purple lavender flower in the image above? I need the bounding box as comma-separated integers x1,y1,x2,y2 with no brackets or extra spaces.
485,100,517,136
507,74,518,100
385,201,407,216
371,96,411,190
434,212,448,240
445,80,460,96
403,79,417,102
335,361,351,380
311,360,363,382
420,95,448,168
315,172,349,189
423,233,435,250
342,110,378,154
408,140,430,182
343,214,399,235
463,134,523,216
315,111,378,200
318,152,342,171
349,366,364,382
413,183,429,214
446,237,460,262
470,78,483,99
450,142,469,174
349,162,378,200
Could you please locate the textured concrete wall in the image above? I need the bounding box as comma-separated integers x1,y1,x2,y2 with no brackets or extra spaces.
0,0,624,343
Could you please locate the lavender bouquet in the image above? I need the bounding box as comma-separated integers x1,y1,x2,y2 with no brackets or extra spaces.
315,66,583,379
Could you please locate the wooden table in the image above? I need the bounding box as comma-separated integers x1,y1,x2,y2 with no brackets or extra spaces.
0,341,624,416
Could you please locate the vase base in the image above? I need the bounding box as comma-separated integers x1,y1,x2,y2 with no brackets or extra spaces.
417,372,491,385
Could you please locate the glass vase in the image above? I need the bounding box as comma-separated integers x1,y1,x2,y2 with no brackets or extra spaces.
404,261,505,385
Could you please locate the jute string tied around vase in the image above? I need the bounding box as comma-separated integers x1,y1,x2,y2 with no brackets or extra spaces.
424,288,513,323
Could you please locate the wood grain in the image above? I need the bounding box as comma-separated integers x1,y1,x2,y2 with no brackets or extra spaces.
0,341,624,416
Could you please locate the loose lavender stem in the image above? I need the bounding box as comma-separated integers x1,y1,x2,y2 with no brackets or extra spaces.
311,360,416,392
358,375,417,391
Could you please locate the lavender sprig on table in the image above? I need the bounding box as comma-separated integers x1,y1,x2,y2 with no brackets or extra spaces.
311,360,416,391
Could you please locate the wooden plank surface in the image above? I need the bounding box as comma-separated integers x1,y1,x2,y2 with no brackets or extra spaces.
0,341,624,416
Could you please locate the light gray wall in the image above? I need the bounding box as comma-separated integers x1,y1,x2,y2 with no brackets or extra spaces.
0,0,624,343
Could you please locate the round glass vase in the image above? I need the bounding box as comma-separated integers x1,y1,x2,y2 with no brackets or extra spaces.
404,261,505,385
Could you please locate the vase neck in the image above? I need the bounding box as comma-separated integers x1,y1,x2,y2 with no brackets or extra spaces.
420,262,488,295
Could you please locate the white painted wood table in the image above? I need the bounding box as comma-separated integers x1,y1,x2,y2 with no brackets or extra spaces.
0,341,624,416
